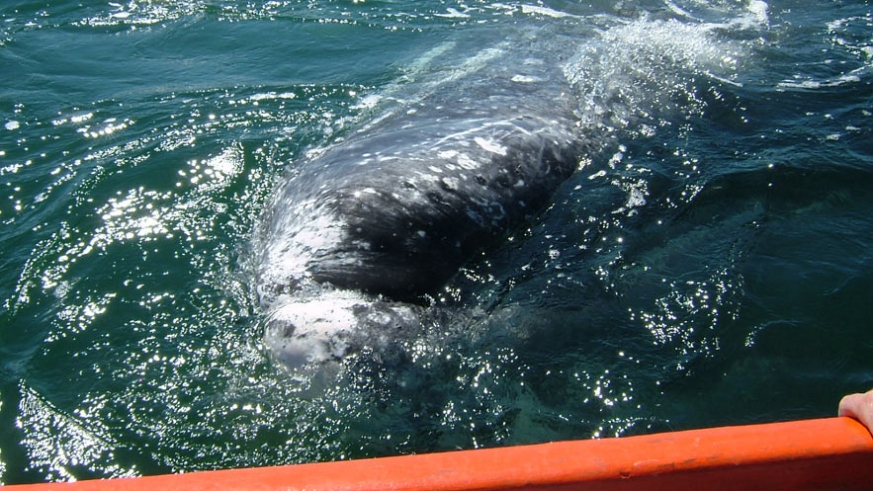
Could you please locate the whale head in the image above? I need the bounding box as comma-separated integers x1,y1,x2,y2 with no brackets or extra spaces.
263,288,423,372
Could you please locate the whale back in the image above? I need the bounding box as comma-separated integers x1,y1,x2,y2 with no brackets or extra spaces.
259,98,582,305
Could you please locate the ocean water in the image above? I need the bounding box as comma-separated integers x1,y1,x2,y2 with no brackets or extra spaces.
1,0,872,484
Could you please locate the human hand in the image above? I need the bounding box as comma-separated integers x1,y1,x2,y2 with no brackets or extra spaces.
839,389,873,434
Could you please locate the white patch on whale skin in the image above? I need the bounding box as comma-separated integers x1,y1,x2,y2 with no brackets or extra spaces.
456,153,480,170
474,136,508,155
511,74,540,83
263,288,421,372
415,170,442,184
264,292,358,371
353,187,379,198
441,176,460,190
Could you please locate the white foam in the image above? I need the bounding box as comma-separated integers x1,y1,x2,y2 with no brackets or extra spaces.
662,0,697,20
747,1,769,26
520,4,575,19
777,73,862,89
258,198,348,308
434,8,470,19
563,13,755,134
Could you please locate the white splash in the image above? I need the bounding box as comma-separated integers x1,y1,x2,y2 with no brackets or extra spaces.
257,198,348,308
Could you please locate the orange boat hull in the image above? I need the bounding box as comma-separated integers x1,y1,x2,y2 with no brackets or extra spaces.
9,417,873,491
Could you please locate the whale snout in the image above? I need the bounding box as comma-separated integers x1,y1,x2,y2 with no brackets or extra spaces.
263,289,423,372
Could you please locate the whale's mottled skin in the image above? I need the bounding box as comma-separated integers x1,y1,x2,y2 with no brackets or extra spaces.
256,41,587,370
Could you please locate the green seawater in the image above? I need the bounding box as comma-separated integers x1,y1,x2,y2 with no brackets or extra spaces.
1,0,872,484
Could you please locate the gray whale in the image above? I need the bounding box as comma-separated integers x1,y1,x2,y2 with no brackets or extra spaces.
256,42,587,370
